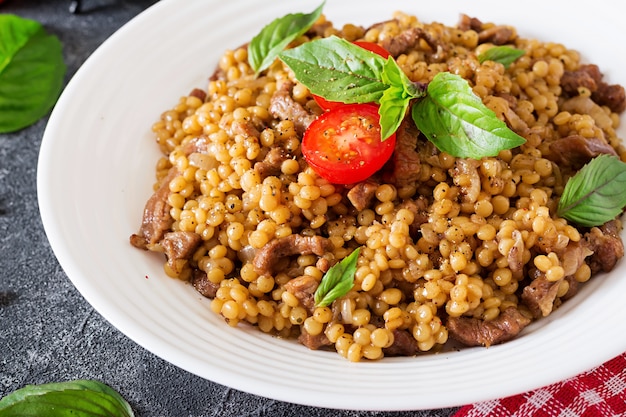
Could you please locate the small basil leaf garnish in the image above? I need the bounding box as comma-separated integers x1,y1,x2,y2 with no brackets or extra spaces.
314,247,360,308
279,36,388,105
0,380,135,417
477,45,525,68
248,1,325,75
411,72,526,158
0,14,66,133
379,57,426,139
557,154,626,227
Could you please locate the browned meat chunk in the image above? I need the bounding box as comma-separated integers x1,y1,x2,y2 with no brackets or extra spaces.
457,14,483,32
188,88,206,102
477,25,515,45
593,82,626,113
346,181,378,211
254,146,290,178
253,234,333,275
129,167,178,249
548,135,617,169
161,231,202,275
382,119,421,188
299,328,332,350
381,27,423,57
561,64,626,113
447,307,531,347
192,270,219,299
231,120,261,139
269,81,317,135
585,220,625,274
383,329,418,356
561,64,601,95
284,275,319,313
397,196,430,239
521,270,560,318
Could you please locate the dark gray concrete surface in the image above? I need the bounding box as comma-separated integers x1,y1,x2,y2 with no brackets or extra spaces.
0,1,459,415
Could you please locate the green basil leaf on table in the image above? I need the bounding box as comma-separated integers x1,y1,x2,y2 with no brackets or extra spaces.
314,247,360,308
557,154,626,227
0,379,134,417
0,14,66,133
411,72,526,158
477,45,525,68
279,35,388,104
248,1,325,75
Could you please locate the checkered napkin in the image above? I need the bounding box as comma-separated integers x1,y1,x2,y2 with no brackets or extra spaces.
453,352,626,417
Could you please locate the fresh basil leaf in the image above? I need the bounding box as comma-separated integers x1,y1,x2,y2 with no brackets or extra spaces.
379,57,425,140
477,45,525,68
412,72,526,158
0,14,66,133
0,380,134,417
248,1,325,74
314,247,360,308
557,154,626,227
279,36,388,104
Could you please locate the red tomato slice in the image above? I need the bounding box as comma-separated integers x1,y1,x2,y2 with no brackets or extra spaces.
302,103,396,184
313,41,391,111
352,41,391,59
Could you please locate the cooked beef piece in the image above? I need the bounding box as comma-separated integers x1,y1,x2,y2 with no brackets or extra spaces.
381,27,423,57
561,64,626,113
507,230,524,276
521,269,561,318
192,269,219,298
306,20,334,38
129,167,178,249
383,329,419,356
347,181,379,211
382,119,421,188
231,119,261,139
593,82,626,113
548,135,617,169
188,88,206,102
269,81,317,135
161,231,202,275
299,328,332,350
253,234,333,275
585,220,625,274
254,146,290,178
316,257,331,273
560,240,593,277
447,307,531,347
477,25,515,45
457,14,483,32
561,64,602,95
284,275,319,313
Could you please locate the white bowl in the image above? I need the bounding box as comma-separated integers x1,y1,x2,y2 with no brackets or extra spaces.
38,0,626,410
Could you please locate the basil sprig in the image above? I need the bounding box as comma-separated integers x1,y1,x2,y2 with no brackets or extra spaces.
477,45,525,68
0,380,134,417
279,36,426,140
412,72,526,159
314,247,360,307
0,14,66,133
557,154,626,227
279,36,525,156
248,1,325,74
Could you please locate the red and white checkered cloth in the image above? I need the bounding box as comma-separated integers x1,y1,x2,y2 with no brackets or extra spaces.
453,352,626,417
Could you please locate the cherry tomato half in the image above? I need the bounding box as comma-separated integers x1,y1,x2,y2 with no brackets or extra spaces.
302,103,396,184
313,41,391,111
